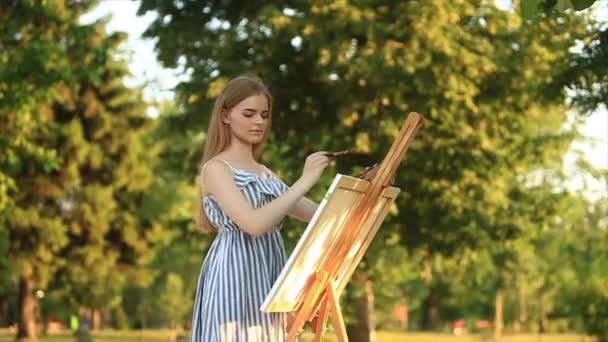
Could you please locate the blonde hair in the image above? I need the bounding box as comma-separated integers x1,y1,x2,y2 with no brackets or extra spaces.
197,75,273,232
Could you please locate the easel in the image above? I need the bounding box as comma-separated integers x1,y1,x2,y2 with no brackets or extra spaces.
286,112,424,342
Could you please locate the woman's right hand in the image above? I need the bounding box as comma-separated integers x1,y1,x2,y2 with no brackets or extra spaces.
300,151,330,187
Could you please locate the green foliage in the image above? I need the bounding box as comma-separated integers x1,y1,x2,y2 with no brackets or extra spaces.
122,99,214,327
138,0,588,255
521,0,599,19
0,0,99,290
522,0,541,19
554,199,608,339
553,24,608,114
0,0,174,333
154,272,191,328
575,279,608,340
518,0,607,115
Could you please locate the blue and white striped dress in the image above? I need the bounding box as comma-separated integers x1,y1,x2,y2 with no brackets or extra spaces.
191,159,289,341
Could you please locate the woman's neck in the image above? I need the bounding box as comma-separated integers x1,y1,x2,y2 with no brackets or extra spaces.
222,140,256,164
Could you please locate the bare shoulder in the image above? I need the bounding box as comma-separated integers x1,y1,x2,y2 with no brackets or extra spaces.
201,159,234,194
202,158,231,178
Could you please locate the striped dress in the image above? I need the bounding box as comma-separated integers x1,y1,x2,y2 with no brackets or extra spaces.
191,159,288,341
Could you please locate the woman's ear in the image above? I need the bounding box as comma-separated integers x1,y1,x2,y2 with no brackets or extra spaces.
221,109,231,125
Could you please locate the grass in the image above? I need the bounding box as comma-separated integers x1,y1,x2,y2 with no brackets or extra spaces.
0,329,596,342
300,332,595,342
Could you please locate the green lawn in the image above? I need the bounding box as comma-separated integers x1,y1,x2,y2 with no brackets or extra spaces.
0,329,596,342
301,332,595,342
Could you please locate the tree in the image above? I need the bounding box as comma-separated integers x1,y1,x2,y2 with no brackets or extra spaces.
520,0,599,19
121,101,213,330
1,0,167,339
552,197,608,341
519,0,607,115
48,26,170,328
1,1,99,339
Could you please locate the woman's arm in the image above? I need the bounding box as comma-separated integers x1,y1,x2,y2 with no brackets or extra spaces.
287,197,319,223
203,152,328,236
264,167,319,223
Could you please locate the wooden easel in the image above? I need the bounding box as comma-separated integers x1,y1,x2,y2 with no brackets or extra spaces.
286,112,424,342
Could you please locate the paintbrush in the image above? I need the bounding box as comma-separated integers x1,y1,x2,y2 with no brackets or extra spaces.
325,150,350,158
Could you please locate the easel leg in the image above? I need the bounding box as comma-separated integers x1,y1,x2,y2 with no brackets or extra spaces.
287,272,329,342
327,281,348,342
313,298,330,342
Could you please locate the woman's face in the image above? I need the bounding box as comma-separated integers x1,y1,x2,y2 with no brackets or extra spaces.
223,93,269,145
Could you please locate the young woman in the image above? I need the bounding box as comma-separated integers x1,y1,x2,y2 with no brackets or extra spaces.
191,75,329,341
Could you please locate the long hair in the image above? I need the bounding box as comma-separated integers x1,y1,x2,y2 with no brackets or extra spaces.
197,75,273,232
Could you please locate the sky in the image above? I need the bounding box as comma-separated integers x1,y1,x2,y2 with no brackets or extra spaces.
80,0,607,197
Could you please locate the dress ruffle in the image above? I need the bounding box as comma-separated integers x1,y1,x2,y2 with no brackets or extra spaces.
232,171,289,197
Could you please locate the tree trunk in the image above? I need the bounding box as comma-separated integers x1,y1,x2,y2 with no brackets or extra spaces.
538,295,546,334
345,273,376,342
394,303,408,331
91,308,102,330
421,286,439,330
420,259,439,331
518,282,527,332
494,289,504,342
16,276,37,342
102,307,111,330
0,295,8,327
